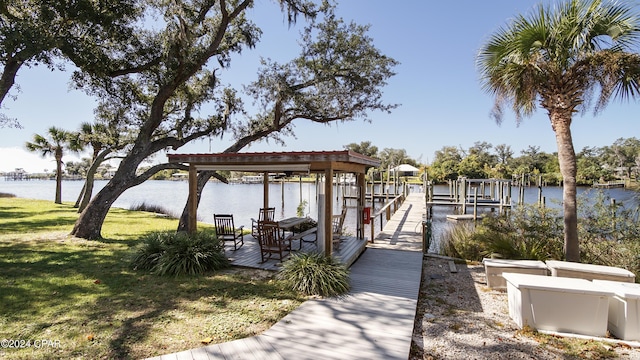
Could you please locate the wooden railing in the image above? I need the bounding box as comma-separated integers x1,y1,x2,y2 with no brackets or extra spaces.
369,194,405,242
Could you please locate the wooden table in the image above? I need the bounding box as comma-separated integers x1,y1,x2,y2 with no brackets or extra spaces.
278,217,311,250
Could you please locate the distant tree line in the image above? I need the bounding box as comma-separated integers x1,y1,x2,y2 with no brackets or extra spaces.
345,138,640,186
426,138,640,185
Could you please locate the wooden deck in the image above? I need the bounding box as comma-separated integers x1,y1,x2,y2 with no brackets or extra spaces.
224,231,367,270
148,192,426,360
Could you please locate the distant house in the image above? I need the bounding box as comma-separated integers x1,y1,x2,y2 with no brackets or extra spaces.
171,173,189,180
390,164,419,177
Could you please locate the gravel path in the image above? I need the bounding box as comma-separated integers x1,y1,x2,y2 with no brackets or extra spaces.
410,255,640,359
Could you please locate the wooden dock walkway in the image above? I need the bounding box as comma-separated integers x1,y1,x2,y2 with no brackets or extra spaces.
148,192,426,360
368,191,426,252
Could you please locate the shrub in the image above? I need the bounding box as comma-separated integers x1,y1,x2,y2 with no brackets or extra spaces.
439,204,564,261
131,233,165,271
439,190,640,281
296,200,308,217
474,205,564,260
578,190,640,276
131,230,229,276
0,192,16,198
129,201,177,218
438,222,480,260
277,252,350,297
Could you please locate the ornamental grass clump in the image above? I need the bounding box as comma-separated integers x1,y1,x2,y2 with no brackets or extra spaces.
129,201,177,218
438,222,480,260
277,252,350,297
131,230,229,276
439,204,565,261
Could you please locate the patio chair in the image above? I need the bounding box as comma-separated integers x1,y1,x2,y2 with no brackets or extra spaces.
257,220,292,263
251,207,275,238
213,214,244,250
332,207,347,251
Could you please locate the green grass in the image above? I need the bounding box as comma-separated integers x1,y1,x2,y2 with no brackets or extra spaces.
0,198,305,359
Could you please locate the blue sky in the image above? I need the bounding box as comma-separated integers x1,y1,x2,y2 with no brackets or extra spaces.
1,0,639,173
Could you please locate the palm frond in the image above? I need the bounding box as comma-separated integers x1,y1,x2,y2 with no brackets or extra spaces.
477,0,640,120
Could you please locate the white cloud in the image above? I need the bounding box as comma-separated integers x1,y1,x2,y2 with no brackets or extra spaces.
0,147,82,173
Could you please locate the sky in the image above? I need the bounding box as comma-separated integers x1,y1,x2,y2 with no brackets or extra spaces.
1,0,640,173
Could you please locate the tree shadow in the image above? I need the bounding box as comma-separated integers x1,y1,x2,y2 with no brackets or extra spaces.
0,235,302,359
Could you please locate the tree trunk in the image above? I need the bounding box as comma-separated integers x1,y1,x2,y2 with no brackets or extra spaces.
177,171,214,232
0,57,23,108
550,113,580,262
71,172,133,239
74,182,87,208
55,150,63,204
78,171,97,213
77,150,111,212
71,151,141,239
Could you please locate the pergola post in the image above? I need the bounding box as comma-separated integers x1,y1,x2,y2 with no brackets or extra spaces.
262,171,269,210
187,164,198,234
357,172,366,239
324,167,333,256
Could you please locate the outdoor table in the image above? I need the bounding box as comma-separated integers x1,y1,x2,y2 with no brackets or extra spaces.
277,217,310,250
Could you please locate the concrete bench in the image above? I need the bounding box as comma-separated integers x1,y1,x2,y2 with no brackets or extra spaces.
593,280,640,341
546,260,635,282
482,258,548,289
503,272,613,337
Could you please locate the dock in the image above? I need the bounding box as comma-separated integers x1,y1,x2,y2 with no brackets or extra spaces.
368,192,426,252
425,178,512,220
148,192,425,360
593,180,626,189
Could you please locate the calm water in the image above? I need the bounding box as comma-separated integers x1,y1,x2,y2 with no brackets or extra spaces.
424,183,639,252
1,179,637,248
0,179,380,234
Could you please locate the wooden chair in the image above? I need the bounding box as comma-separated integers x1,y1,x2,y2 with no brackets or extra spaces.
257,220,292,263
332,207,347,251
251,207,275,238
213,214,244,250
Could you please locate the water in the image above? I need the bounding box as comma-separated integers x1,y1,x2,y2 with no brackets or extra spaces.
2,180,637,245
424,184,639,252
0,179,378,234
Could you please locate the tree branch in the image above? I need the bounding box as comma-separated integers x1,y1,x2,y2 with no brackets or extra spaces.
108,58,163,77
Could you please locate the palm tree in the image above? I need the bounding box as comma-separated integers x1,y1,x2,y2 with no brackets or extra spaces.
477,0,640,262
25,127,80,204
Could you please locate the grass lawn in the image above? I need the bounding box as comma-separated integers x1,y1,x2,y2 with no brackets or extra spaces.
0,198,305,359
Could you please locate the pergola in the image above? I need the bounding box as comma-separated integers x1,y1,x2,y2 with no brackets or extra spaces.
167,150,381,256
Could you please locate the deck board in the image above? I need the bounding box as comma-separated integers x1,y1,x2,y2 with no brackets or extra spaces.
367,193,427,252
225,232,366,270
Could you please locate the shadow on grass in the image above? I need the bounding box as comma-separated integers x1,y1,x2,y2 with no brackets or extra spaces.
0,216,79,234
0,205,26,217
0,201,79,234
0,236,301,359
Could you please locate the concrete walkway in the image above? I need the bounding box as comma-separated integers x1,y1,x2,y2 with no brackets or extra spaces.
148,192,426,360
